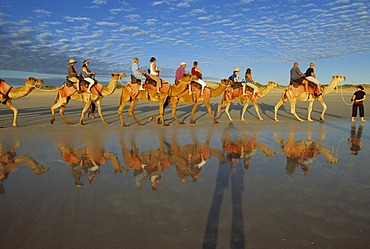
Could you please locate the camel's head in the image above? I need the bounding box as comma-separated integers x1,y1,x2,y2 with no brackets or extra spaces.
332,75,346,82
268,81,278,88
179,73,194,83
221,79,233,86
27,77,44,86
112,72,126,80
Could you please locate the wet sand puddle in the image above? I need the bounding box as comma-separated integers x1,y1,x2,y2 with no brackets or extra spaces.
0,122,369,249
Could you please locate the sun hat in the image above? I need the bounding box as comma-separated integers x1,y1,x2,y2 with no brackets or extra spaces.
234,67,240,72
69,58,77,64
357,85,364,90
181,62,186,66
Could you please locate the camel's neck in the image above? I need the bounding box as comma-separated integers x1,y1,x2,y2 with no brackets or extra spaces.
258,84,274,98
171,82,189,96
210,83,228,98
323,78,340,95
101,77,119,96
7,81,35,99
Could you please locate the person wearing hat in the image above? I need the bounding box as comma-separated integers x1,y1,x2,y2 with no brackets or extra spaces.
245,68,259,98
229,67,247,96
175,61,187,85
81,60,96,93
351,85,366,123
67,58,81,92
132,57,146,90
191,61,206,96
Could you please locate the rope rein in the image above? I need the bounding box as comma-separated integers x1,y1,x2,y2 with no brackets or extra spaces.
339,85,353,106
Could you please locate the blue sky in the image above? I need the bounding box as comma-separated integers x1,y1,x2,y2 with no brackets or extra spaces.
1,0,370,85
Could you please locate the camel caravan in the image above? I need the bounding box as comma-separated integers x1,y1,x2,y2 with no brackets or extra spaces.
0,59,347,127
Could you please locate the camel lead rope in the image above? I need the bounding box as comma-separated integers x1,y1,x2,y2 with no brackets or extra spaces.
339,85,352,106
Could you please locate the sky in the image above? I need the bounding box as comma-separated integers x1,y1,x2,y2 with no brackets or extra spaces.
1,0,370,85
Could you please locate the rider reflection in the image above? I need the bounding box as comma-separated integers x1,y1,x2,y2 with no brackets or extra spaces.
348,122,364,155
274,124,339,176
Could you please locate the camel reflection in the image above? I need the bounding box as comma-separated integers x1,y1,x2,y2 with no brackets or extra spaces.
120,132,171,190
58,138,127,187
348,123,364,155
120,128,226,190
0,140,49,194
221,123,276,170
167,128,226,183
274,124,339,176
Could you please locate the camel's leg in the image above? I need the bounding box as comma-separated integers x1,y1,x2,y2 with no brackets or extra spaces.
204,101,218,124
290,100,304,122
316,96,327,121
50,100,63,124
171,99,184,125
189,102,200,124
59,105,72,125
159,99,168,127
117,100,128,127
274,94,287,122
5,101,18,127
216,99,227,120
78,101,92,125
307,100,315,122
128,99,141,126
240,102,249,121
252,101,263,121
95,100,108,125
225,103,234,122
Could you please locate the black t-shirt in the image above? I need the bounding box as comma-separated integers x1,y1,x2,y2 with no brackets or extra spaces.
354,90,366,102
305,68,314,77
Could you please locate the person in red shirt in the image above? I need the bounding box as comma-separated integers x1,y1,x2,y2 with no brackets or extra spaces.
191,61,206,96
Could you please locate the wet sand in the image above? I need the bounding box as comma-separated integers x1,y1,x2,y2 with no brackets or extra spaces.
0,88,369,249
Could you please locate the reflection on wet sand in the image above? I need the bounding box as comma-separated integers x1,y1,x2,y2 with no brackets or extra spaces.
57,136,128,187
274,124,339,176
0,139,49,194
120,128,225,190
203,123,276,248
349,122,364,155
222,123,276,170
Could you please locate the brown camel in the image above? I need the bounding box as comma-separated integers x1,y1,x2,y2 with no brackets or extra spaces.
274,75,346,122
50,73,126,125
0,77,43,127
158,79,232,125
117,73,195,127
216,81,278,122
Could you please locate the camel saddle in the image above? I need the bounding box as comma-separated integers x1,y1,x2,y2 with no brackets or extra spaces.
286,85,320,98
59,81,104,98
224,87,254,101
0,81,12,103
187,82,211,99
125,81,170,99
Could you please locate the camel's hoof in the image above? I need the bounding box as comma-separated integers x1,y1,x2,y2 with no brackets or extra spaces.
121,124,129,127
274,119,279,122
162,123,169,127
148,117,154,122
179,122,185,125
50,119,55,125
213,121,219,124
12,124,18,128
308,119,313,122
137,123,143,126
102,122,109,125
190,121,196,124
79,122,85,126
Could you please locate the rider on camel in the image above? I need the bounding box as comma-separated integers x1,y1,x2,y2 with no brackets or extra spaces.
191,61,206,96
67,58,81,93
290,62,309,95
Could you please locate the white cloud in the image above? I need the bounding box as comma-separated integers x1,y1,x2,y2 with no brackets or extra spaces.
92,0,107,4
96,21,118,26
32,9,52,16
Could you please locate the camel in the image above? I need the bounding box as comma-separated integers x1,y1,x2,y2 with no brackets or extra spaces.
117,73,195,127
156,79,232,125
274,124,339,176
50,73,126,125
0,77,43,127
216,81,278,122
274,75,346,122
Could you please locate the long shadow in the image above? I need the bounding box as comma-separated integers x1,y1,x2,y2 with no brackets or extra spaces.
203,164,245,249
